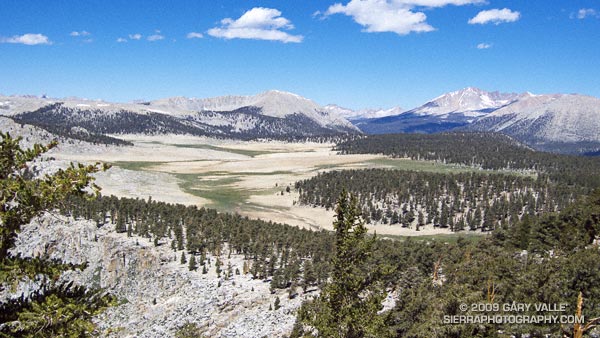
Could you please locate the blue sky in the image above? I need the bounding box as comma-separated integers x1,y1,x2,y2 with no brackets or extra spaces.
0,0,599,110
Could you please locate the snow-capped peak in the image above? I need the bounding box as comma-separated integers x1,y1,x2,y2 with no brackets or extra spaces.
409,87,519,117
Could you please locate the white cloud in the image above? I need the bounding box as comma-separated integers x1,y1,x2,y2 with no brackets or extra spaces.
208,7,303,43
312,10,324,19
0,33,52,45
147,34,165,41
117,38,127,43
573,8,598,19
70,31,90,37
326,1,432,35
468,8,520,25
186,32,204,39
396,0,485,7
324,0,484,36
129,33,142,40
477,42,492,49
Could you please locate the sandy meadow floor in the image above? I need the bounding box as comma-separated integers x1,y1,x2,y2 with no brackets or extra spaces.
50,134,460,237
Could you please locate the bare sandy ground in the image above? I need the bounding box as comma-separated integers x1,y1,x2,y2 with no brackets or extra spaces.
94,166,209,206
49,134,455,236
247,193,454,237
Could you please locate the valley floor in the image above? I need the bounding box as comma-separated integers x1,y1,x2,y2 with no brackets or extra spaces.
49,134,471,237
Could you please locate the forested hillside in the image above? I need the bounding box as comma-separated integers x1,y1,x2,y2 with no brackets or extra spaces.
11,103,356,143
60,190,600,337
10,104,133,146
380,190,600,337
60,195,334,292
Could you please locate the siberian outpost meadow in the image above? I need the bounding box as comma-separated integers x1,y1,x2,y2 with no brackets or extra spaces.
2,1,600,338
2,87,600,337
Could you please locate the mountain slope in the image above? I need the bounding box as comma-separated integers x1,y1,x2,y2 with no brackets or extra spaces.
465,93,600,153
323,104,403,121
2,91,359,141
355,87,518,134
150,90,357,131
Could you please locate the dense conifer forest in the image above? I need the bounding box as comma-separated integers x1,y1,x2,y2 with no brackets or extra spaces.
291,133,600,232
335,133,600,188
295,168,585,231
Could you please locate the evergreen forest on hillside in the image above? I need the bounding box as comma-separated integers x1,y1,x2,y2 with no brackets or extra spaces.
58,188,600,337
11,103,356,143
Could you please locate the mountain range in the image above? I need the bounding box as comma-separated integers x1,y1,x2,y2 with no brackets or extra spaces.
0,90,359,141
351,87,600,154
1,87,599,154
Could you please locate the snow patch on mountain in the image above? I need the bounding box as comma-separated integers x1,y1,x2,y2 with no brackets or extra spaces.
323,104,404,121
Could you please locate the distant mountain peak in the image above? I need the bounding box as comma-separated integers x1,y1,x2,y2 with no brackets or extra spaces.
422,87,518,116
149,90,357,131
323,104,404,121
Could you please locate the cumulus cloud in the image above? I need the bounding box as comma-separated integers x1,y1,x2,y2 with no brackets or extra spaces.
477,42,492,49
147,34,165,41
572,8,599,19
208,7,303,43
70,31,90,37
396,0,485,6
186,32,204,39
323,0,484,35
0,33,52,45
117,37,127,43
129,33,142,40
468,8,520,25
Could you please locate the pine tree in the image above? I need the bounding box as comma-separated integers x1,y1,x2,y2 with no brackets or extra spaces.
0,132,114,336
180,252,187,265
215,258,222,277
293,189,389,337
188,255,198,271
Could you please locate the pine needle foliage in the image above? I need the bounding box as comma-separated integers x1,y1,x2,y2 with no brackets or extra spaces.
293,189,389,338
0,132,115,337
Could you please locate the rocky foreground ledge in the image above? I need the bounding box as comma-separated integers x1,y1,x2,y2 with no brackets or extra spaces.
7,213,305,337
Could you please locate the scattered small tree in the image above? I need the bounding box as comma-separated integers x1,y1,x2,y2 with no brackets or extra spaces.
180,252,187,265
188,255,198,271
